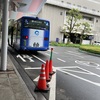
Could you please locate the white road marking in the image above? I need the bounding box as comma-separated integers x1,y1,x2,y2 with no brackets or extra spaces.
56,66,78,69
65,52,84,58
45,53,50,56
75,60,100,68
16,54,35,62
58,69,100,87
53,51,58,54
96,67,100,70
57,65,100,87
67,51,81,55
77,66,100,78
33,76,39,82
62,69,92,75
16,54,26,62
32,55,46,63
77,66,94,74
57,66,93,74
57,58,66,62
23,55,34,62
75,60,91,66
48,68,56,100
25,67,41,70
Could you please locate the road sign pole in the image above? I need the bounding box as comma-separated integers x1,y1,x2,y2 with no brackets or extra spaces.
1,0,9,71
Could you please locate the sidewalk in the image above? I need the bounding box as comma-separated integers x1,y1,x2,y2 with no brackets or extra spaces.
0,41,35,100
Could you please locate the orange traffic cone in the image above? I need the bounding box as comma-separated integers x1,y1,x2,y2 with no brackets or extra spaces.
35,64,49,92
49,59,53,75
45,60,50,82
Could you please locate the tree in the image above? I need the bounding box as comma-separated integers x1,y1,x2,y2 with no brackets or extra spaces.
60,25,69,43
64,8,82,43
80,22,91,44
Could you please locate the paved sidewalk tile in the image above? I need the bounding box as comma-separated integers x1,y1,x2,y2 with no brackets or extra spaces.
0,51,35,100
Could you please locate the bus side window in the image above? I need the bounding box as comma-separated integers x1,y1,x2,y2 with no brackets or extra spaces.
17,22,21,38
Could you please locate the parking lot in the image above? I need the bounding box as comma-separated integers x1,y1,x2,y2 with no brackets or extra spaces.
9,46,100,100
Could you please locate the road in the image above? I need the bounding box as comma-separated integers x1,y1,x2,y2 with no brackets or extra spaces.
9,46,100,100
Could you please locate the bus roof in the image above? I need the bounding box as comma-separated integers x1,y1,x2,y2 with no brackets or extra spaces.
17,16,49,22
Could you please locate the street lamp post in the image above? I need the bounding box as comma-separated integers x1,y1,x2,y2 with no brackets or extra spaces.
1,0,9,71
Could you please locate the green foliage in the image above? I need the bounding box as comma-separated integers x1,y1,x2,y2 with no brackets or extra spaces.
81,22,91,32
66,8,82,33
63,9,83,44
62,8,92,45
79,45,100,54
81,22,91,35
80,22,92,44
50,42,80,47
50,42,100,55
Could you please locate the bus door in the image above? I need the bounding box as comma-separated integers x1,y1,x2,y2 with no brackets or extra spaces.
8,26,14,46
12,21,21,50
16,21,21,45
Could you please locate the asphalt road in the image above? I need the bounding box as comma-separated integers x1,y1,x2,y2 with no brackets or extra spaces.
9,46,100,100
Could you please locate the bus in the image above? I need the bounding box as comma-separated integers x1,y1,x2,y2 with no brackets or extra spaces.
8,16,50,51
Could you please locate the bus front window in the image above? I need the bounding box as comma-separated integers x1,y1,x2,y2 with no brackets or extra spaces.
24,19,49,30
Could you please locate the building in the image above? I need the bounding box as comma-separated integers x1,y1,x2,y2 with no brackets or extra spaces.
38,0,100,44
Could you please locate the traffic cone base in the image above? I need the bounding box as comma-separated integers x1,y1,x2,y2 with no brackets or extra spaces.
49,71,55,75
46,77,51,82
49,59,55,75
34,85,50,92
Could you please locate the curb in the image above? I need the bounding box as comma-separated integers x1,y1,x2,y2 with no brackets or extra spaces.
8,52,35,100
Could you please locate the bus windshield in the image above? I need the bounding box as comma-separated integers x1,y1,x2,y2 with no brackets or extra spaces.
24,18,49,30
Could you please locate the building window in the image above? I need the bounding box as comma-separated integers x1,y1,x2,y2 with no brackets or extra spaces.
73,4,75,6
83,6,87,9
67,2,71,5
89,18,93,21
96,20,98,23
92,9,95,11
61,1,64,3
77,5,81,8
60,12,63,15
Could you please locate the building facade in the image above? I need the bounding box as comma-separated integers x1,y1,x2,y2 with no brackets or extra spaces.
38,0,100,43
